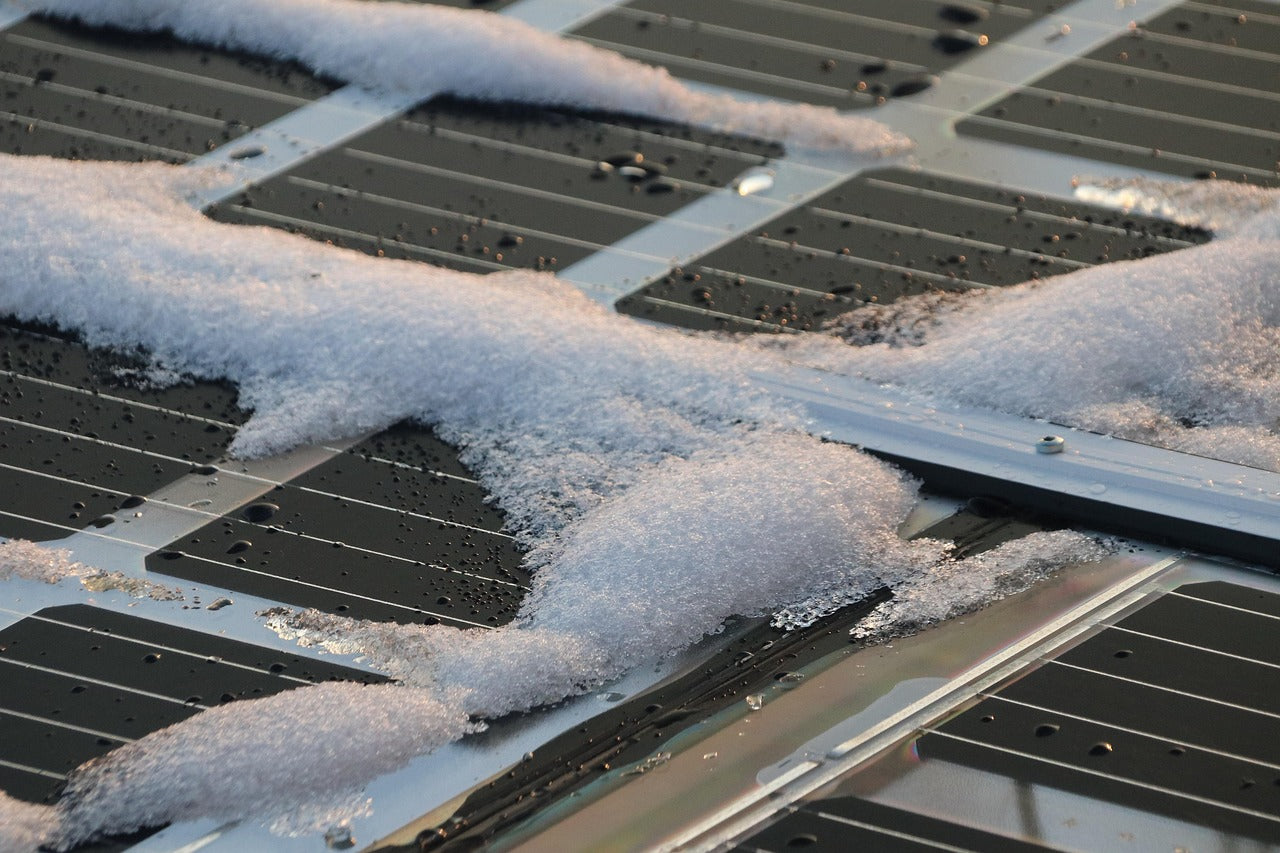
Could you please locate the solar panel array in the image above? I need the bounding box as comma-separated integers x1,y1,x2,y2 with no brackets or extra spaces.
0,0,1276,849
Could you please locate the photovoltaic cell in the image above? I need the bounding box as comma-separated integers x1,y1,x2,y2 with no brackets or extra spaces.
0,604,382,804
914,581,1280,844
568,0,1058,109
958,2,1280,186
0,15,337,162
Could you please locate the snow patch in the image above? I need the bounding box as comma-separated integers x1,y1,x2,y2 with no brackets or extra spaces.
852,531,1111,638
796,184,1280,470
0,539,183,599
1076,176,1280,236
28,0,910,157
53,682,477,846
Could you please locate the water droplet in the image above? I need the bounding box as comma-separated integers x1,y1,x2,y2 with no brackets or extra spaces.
890,74,937,98
192,464,218,476
228,145,266,160
933,29,988,54
324,822,355,850
1088,483,1107,495
119,495,146,509
746,693,765,711
1035,723,1060,737
939,3,989,24
702,751,718,760
600,691,625,702
226,540,252,554
618,165,648,181
142,653,162,663
1089,741,1113,756
735,169,775,197
646,178,680,194
206,597,233,611
89,514,116,529
604,151,643,168
242,502,278,523
774,671,805,686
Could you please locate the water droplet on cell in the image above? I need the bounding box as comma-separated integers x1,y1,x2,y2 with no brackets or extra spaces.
1089,741,1114,756
142,653,162,663
600,691,625,702
242,502,278,523
89,514,116,529
604,151,643,168
1035,723,1060,737
735,169,775,197
324,822,355,850
119,495,146,509
226,540,252,554
192,464,218,476
890,74,938,98
206,597,233,611
939,3,989,24
646,178,680,194
1088,483,1107,495
746,693,765,711
774,671,804,686
618,165,648,181
933,29,989,54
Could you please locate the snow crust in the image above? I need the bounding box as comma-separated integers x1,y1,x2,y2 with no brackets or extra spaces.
851,531,1110,638
0,539,182,599
28,0,910,157
800,183,1280,470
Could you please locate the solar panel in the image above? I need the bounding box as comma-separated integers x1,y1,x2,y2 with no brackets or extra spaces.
0,0,1279,850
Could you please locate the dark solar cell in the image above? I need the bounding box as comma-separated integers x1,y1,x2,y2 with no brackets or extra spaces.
389,0,521,6
737,797,1048,852
0,322,244,541
0,15,337,162
206,96,780,274
568,0,1052,109
958,3,1280,186
147,421,528,628
915,582,1280,844
0,604,382,804
617,168,1209,332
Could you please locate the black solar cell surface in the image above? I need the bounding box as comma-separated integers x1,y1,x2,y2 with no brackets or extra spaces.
0,604,382,804
568,0,1056,109
0,15,337,163
149,424,529,628
0,322,243,542
914,581,1280,844
616,167,1210,332
206,96,781,273
959,1,1280,186
735,796,1049,852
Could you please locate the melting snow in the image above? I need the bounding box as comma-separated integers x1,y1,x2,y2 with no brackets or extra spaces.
798,182,1280,470
28,0,911,157
0,539,182,599
0,4,1267,846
